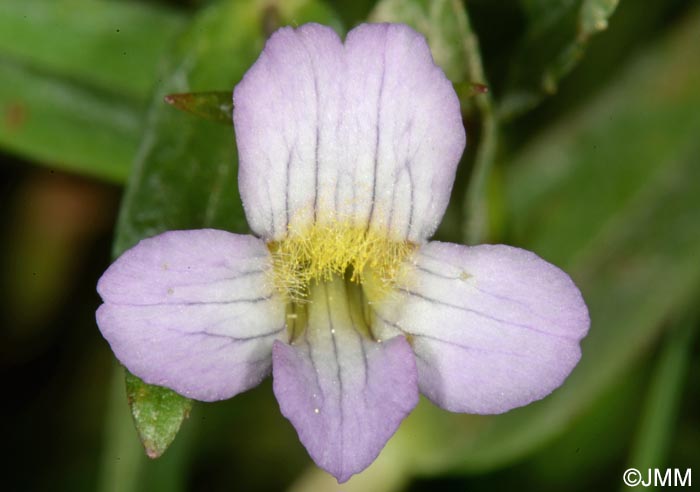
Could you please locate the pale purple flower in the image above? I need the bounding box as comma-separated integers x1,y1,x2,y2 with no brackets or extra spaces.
97,23,589,482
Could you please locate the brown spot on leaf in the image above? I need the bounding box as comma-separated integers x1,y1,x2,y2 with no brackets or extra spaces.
4,102,27,131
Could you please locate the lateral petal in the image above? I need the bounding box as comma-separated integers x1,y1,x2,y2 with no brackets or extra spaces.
96,229,286,401
372,242,590,414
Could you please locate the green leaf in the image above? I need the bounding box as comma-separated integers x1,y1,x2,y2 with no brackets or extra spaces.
376,6,700,476
626,317,697,476
455,6,499,245
112,0,341,458
125,371,193,459
99,366,148,492
114,0,342,255
0,58,141,182
99,366,195,492
499,0,620,119
0,0,185,181
0,0,184,103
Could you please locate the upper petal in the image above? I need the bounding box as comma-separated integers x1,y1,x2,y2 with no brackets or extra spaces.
96,229,287,401
233,23,465,242
272,278,418,482
371,242,590,414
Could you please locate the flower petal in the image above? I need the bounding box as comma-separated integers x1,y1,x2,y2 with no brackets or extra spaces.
233,23,465,242
371,242,589,414
272,279,418,482
96,229,286,401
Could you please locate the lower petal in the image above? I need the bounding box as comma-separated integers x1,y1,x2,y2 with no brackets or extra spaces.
96,229,287,401
372,241,590,414
272,278,418,482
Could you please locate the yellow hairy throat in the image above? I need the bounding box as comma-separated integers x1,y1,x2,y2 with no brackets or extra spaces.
267,221,416,303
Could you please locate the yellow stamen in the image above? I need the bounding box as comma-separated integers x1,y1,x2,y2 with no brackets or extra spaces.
267,220,416,302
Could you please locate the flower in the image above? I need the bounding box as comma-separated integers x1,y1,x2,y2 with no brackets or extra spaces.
96,23,589,482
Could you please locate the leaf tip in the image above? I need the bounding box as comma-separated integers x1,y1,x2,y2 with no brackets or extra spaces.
162,91,233,125
163,92,188,108
472,83,489,95
145,445,164,460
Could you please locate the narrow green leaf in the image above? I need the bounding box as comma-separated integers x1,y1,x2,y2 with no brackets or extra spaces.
164,91,233,125
455,6,499,245
626,318,697,482
0,0,185,103
499,0,620,119
377,6,700,475
98,366,146,492
112,0,342,457
0,58,141,182
0,0,185,181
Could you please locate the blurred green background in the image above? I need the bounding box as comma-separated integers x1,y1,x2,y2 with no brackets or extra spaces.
1,0,698,491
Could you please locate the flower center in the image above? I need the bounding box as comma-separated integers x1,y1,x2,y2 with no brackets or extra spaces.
267,220,416,302
267,220,416,341
283,274,376,342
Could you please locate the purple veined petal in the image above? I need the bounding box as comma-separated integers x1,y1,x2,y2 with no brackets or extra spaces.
371,241,590,414
272,278,418,482
233,23,465,242
96,229,287,402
